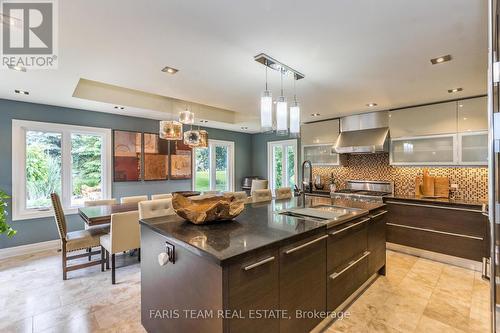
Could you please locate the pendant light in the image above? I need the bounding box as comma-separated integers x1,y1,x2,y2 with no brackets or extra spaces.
184,128,201,146
260,65,273,131
276,70,288,136
159,120,183,140
289,77,301,137
198,129,208,147
179,107,195,124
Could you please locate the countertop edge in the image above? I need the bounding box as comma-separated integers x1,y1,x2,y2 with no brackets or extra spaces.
384,196,486,209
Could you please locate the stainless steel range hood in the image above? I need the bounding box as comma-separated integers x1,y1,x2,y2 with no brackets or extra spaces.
334,111,389,154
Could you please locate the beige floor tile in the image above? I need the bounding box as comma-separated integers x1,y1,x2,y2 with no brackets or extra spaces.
416,315,466,333
423,289,471,331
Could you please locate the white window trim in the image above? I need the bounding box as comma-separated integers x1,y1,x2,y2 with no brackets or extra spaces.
267,139,298,194
192,139,235,192
12,120,112,221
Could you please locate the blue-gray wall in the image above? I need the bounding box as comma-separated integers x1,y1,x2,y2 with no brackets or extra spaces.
0,99,252,249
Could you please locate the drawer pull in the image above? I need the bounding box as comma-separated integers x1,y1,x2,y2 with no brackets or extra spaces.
329,251,370,280
386,222,483,240
385,200,482,213
371,210,388,218
243,256,275,271
329,218,370,236
285,235,328,255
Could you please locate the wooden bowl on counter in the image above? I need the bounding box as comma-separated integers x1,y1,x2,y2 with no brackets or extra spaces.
172,193,245,224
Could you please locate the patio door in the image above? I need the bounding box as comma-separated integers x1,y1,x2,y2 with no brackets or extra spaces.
193,140,234,192
267,139,298,194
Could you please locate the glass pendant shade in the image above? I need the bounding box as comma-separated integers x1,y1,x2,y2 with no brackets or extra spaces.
289,103,300,137
276,96,288,136
184,130,201,146
198,130,208,147
179,110,195,124
159,120,183,140
260,90,273,131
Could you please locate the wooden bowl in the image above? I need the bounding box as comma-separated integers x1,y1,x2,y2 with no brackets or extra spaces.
172,194,245,224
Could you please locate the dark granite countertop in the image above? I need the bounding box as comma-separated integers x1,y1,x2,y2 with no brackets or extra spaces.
384,196,487,209
140,196,385,266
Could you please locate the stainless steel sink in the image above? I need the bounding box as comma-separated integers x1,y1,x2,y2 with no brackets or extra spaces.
278,205,367,227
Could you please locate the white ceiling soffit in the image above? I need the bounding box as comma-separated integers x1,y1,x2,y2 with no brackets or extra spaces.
72,78,259,133
0,0,487,128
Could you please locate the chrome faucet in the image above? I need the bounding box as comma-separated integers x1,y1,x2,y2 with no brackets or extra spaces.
301,160,313,206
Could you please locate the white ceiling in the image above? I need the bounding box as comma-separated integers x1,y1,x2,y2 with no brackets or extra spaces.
0,0,488,131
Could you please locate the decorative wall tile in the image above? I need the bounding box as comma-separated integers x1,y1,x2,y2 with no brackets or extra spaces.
312,153,488,202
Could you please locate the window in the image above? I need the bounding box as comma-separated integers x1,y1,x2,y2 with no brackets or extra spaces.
193,140,234,192
12,120,112,220
268,139,298,194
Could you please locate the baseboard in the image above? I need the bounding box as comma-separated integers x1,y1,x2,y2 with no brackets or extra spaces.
0,239,60,260
387,242,482,272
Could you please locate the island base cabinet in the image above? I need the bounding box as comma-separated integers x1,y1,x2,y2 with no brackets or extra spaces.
327,253,369,312
225,248,280,333
279,233,327,333
368,211,387,276
140,225,224,333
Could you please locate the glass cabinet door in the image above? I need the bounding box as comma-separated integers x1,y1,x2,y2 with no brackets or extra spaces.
302,144,339,165
390,135,456,165
458,131,488,165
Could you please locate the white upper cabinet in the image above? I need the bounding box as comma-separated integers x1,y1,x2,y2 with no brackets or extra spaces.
301,119,340,145
389,101,457,138
457,96,488,132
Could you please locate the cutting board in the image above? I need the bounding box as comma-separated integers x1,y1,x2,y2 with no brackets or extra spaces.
421,170,435,197
415,177,423,196
434,177,450,198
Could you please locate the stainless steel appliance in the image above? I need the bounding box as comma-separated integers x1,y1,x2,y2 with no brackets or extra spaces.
488,1,499,330
330,180,394,203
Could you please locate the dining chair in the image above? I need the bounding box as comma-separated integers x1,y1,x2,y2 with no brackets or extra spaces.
120,195,148,204
50,193,109,280
100,211,140,284
275,187,293,200
83,199,117,207
138,199,175,220
223,191,248,201
252,189,273,203
250,179,268,195
151,193,173,200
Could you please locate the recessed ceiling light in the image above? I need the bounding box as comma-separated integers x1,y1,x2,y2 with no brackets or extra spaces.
458,104,464,107
199,120,208,123
311,113,321,117
14,89,29,95
114,106,125,110
366,103,378,107
241,126,248,130
448,87,463,93
161,66,178,74
430,54,452,65
8,65,26,72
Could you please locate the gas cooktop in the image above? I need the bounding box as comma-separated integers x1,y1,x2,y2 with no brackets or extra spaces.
332,180,394,203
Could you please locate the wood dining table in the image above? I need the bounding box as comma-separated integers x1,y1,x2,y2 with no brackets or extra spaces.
78,202,139,226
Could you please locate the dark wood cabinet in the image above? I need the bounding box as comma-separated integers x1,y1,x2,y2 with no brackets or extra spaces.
368,210,387,276
385,200,488,262
327,217,369,272
327,252,369,312
279,233,327,333
226,248,280,333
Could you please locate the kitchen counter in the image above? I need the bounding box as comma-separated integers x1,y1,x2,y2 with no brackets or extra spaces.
385,195,486,210
140,196,385,266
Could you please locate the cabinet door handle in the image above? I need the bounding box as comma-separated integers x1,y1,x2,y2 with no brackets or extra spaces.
329,251,370,280
371,210,388,218
329,218,370,236
386,222,484,240
285,235,328,255
243,256,275,271
385,200,482,213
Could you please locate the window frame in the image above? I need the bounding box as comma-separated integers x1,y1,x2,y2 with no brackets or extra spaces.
192,139,235,192
12,120,112,221
267,139,298,194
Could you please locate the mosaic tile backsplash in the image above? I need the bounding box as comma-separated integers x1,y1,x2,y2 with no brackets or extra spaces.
312,153,488,202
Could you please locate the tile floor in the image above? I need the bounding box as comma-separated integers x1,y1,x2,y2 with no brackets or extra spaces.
0,249,490,333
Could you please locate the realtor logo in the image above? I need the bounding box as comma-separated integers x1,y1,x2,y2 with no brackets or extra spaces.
1,0,58,69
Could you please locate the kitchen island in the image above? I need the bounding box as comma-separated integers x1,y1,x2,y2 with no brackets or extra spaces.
139,196,387,333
